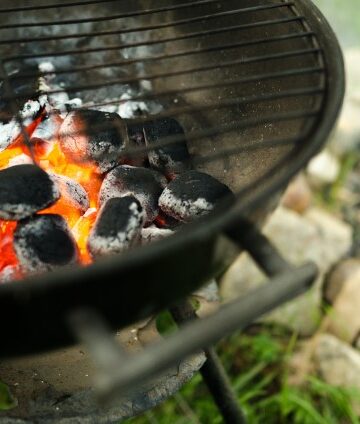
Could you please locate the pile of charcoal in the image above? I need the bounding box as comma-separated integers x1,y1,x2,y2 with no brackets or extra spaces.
0,64,233,282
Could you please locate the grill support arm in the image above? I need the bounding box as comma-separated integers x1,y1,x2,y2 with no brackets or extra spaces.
68,222,318,418
77,262,317,406
170,300,247,424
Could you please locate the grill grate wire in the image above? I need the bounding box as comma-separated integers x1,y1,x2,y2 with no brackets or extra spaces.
0,0,325,174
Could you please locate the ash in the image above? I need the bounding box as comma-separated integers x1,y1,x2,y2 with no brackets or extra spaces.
0,119,22,153
141,226,174,245
31,113,62,142
50,173,89,213
0,265,20,284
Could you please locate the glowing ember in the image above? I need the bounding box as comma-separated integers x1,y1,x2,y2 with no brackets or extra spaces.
0,63,231,282
0,220,18,271
0,108,102,271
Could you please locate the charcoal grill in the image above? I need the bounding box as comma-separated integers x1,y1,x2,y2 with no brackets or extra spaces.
0,0,344,422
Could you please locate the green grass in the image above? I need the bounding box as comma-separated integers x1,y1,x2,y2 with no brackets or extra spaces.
125,326,360,424
1,323,359,422
0,381,17,411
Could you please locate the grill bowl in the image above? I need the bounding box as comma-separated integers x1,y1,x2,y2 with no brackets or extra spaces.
0,0,344,357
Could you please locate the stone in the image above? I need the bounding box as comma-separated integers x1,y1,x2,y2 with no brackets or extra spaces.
307,149,340,186
323,258,360,304
314,333,360,392
281,174,312,214
221,206,353,336
329,48,360,155
323,265,360,345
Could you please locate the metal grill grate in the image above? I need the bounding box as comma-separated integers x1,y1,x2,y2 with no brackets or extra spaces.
0,0,343,352
0,0,326,191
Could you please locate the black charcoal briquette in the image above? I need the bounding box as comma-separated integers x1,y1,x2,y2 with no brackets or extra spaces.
99,165,167,224
14,214,78,274
0,66,41,124
50,173,89,213
143,117,191,176
159,170,233,222
0,164,60,220
87,196,145,258
59,109,127,173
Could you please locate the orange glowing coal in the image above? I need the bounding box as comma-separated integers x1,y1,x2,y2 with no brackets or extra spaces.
0,111,104,275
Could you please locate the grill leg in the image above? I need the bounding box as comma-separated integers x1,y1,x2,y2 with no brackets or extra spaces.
170,301,247,424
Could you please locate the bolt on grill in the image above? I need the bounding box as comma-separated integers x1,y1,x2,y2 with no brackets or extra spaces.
0,0,344,423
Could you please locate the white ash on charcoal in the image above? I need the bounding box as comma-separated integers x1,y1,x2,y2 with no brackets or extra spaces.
7,153,33,167
14,214,78,274
49,174,89,213
141,225,173,245
117,92,149,119
87,196,145,258
99,165,167,224
0,119,22,153
38,62,56,81
0,164,60,220
31,112,63,143
125,122,148,166
38,62,83,116
0,100,47,153
159,170,233,222
0,65,51,152
58,109,127,173
143,117,191,176
0,65,43,124
0,265,21,284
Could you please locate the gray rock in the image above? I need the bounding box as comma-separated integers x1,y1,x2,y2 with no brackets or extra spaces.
324,265,360,345
221,206,352,336
281,174,312,214
323,258,360,304
330,99,360,155
329,48,360,155
307,149,340,187
314,334,360,391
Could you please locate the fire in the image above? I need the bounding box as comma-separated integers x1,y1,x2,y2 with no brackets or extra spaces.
0,111,105,276
0,221,18,271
